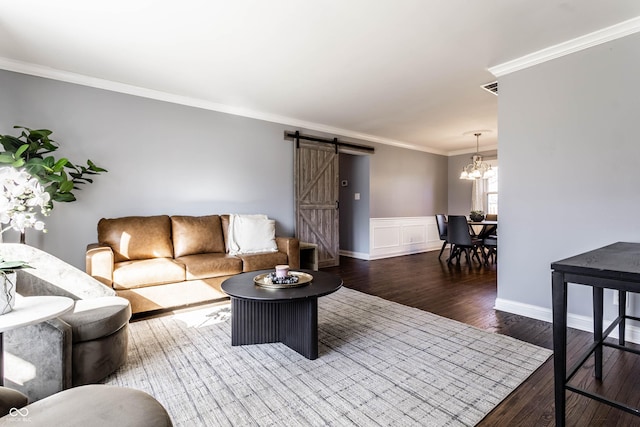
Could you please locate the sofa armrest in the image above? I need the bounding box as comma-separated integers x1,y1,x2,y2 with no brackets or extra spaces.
275,237,300,269
86,243,114,288
4,318,73,402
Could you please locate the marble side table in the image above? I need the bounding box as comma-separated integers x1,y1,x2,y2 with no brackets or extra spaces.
0,295,74,386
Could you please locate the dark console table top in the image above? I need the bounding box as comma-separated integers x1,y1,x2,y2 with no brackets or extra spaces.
551,242,640,283
221,269,342,301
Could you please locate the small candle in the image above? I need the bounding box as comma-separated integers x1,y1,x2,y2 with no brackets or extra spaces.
275,264,289,278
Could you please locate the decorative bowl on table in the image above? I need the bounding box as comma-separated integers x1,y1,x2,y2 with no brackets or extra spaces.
254,271,313,289
469,211,485,222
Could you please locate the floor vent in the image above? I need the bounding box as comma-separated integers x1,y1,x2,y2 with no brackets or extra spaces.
482,81,498,95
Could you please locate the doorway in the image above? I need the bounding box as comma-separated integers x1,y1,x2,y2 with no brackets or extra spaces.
338,153,370,259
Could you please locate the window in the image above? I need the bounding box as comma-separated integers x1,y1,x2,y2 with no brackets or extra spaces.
485,167,498,214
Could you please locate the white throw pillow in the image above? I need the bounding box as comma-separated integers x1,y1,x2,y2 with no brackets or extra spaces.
227,214,278,255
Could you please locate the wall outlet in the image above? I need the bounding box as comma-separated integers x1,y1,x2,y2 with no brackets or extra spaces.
354,193,360,200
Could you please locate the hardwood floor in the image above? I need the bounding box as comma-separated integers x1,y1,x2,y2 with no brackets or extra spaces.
323,251,640,427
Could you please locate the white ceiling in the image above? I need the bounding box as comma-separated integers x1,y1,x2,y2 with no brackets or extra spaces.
1,1,640,155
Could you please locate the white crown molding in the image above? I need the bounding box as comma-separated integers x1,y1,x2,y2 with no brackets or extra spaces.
489,15,640,77
0,56,450,156
447,144,498,157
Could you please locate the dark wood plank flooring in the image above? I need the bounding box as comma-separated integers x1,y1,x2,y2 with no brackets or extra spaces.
323,251,640,427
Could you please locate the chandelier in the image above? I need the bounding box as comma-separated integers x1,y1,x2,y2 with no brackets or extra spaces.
459,132,495,180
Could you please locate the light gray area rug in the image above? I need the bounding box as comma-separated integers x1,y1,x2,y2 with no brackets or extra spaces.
104,288,552,426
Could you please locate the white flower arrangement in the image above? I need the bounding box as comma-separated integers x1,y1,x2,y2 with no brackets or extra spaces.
0,167,51,234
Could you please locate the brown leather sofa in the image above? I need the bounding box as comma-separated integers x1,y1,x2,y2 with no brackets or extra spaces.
86,214,299,315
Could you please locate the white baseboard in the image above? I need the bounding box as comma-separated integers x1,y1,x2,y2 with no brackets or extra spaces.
495,298,640,343
339,250,370,260
368,248,437,260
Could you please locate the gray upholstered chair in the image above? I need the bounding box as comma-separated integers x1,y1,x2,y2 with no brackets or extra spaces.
0,385,172,426
0,386,28,416
0,244,131,402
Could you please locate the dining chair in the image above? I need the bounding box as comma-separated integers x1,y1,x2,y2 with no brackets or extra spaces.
483,234,498,265
485,214,498,221
435,214,450,260
447,215,482,264
477,223,497,240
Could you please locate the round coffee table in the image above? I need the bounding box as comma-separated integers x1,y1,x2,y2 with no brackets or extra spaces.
221,269,342,360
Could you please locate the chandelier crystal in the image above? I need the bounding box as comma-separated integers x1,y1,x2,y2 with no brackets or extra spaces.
459,132,494,180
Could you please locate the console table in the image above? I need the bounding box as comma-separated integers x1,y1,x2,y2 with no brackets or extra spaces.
0,295,74,386
551,242,640,426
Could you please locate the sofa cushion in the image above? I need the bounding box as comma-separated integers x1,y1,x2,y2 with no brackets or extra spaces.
113,258,186,289
117,278,229,314
98,215,173,263
171,215,225,258
176,253,243,280
221,214,230,252
236,251,289,272
60,296,131,343
227,214,278,255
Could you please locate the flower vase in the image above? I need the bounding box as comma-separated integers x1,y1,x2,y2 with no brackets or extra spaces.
0,271,17,314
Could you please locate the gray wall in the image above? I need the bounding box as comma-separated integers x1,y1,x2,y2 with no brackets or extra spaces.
339,153,370,254
448,150,497,216
0,69,449,268
448,154,474,215
0,70,297,268
369,142,447,218
498,32,640,320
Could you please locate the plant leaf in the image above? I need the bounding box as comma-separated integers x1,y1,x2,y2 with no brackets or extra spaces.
52,191,76,202
0,260,32,270
59,181,74,193
15,143,29,158
0,154,15,163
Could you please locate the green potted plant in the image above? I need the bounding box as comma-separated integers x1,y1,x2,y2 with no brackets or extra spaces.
0,126,107,209
469,210,485,222
0,126,107,243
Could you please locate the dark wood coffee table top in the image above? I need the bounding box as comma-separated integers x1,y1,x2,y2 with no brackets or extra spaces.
221,269,342,301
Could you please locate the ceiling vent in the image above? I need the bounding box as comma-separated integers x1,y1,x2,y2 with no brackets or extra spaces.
481,81,498,96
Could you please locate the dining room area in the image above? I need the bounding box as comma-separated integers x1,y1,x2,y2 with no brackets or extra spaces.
437,139,499,267
435,213,498,267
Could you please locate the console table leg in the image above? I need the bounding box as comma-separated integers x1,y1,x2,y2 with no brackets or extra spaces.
619,291,627,346
593,287,603,380
0,332,3,386
552,271,567,427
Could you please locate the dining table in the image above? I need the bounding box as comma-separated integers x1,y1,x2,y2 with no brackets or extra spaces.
467,220,497,237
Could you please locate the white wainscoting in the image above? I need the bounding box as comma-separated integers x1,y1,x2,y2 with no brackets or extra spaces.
369,216,442,260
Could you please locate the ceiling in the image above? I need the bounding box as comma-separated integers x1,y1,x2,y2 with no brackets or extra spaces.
1,1,640,155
